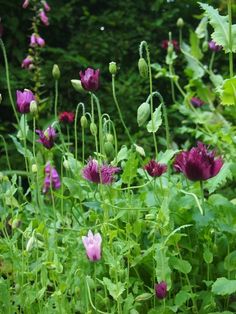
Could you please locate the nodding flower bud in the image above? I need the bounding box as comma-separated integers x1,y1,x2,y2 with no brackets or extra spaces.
138,58,148,78
80,115,88,128
71,79,85,93
90,122,97,136
63,159,70,170
106,133,114,143
202,41,208,52
52,64,60,80
137,102,150,127
109,62,117,75
177,18,184,28
104,142,115,159
30,100,37,114
31,164,38,173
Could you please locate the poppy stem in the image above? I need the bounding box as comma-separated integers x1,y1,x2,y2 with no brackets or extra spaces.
200,181,205,216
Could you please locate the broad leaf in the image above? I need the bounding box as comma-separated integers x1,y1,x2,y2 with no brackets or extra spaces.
220,77,236,105
103,277,125,300
212,277,236,295
146,105,162,133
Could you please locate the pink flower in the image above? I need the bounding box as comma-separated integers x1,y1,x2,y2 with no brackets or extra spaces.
155,281,167,299
16,89,35,114
82,230,102,261
30,33,45,47
39,10,49,26
174,142,223,181
82,158,120,184
208,40,222,52
59,112,75,124
21,56,33,69
22,0,30,9
144,160,167,177
43,1,51,12
190,97,204,108
43,162,61,193
79,68,100,92
36,126,57,149
161,39,179,51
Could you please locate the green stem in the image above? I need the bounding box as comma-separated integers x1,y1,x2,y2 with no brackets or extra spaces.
228,0,234,77
91,93,104,156
0,135,11,170
200,181,205,216
209,52,215,73
54,79,59,121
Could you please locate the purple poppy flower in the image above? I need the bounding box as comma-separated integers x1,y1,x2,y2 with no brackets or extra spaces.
144,160,167,177
39,10,49,26
79,68,100,92
59,112,75,124
43,162,61,193
21,56,33,69
43,1,51,12
174,142,223,181
30,33,45,47
16,89,35,114
82,158,120,184
155,281,167,299
36,126,57,149
22,0,29,8
190,97,204,108
82,230,102,261
208,40,222,52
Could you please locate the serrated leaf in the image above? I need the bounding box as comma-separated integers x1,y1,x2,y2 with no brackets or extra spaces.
158,149,179,164
182,43,204,79
103,277,125,300
212,277,236,295
220,77,236,105
205,162,232,194
195,16,208,39
199,2,236,53
116,145,128,163
121,153,139,184
9,135,33,160
155,244,172,288
190,31,203,60
146,105,162,133
170,256,192,274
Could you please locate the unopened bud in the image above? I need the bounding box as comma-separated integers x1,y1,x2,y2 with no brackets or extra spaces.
26,236,35,252
202,41,208,52
167,44,173,54
71,79,85,93
52,64,60,80
31,164,38,173
30,100,37,114
90,122,97,136
109,62,117,75
104,141,115,158
177,18,184,28
80,115,88,128
137,102,150,127
138,58,148,78
106,133,114,143
63,159,70,170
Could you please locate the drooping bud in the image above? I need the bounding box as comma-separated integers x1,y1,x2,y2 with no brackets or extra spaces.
52,64,60,80
106,133,114,143
90,122,97,136
104,142,115,159
31,164,38,173
177,18,184,28
80,115,88,128
109,62,117,75
30,100,37,115
202,41,208,52
63,159,70,170
138,58,148,78
137,102,150,126
71,79,85,93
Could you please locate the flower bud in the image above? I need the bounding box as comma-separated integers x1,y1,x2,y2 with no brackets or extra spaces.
52,64,60,80
26,236,35,252
80,115,88,128
202,41,208,52
104,141,115,158
106,133,114,143
134,143,145,157
109,62,117,75
31,164,38,173
177,18,184,28
90,122,97,136
167,44,173,54
30,100,37,114
71,79,85,93
137,102,150,126
138,58,148,78
63,159,70,170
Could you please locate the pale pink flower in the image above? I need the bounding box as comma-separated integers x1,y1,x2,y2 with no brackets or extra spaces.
82,230,102,261
22,0,30,9
39,10,49,26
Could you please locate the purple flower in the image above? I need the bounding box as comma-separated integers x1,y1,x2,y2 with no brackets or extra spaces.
36,126,57,149
43,1,51,12
82,230,102,261
21,56,33,69
43,162,61,193
155,281,167,299
39,10,49,26
30,33,45,47
208,40,222,52
190,97,204,108
22,0,30,9
144,160,167,177
79,68,100,92
59,112,75,124
82,158,120,184
174,142,223,181
16,89,35,114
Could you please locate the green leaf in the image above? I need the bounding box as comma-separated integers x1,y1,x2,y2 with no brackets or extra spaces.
224,250,236,272
220,77,236,105
9,135,33,160
135,293,153,302
155,244,172,288
174,290,191,307
212,277,236,295
190,30,203,60
17,115,29,140
170,256,192,274
63,177,87,200
203,247,213,264
199,2,236,53
103,277,125,301
205,162,232,194
146,105,162,133
195,16,208,39
182,43,204,79
158,149,179,164
121,153,139,184
116,145,128,163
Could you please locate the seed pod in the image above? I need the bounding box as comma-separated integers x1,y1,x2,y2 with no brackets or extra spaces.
90,122,97,136
137,102,150,126
52,64,60,80
177,18,184,28
109,61,117,75
138,58,148,78
80,115,88,128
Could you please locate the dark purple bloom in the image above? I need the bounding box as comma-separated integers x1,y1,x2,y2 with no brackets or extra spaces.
79,68,100,92
161,39,179,51
39,10,49,26
82,158,120,184
43,162,61,193
59,112,75,124
144,160,167,177
82,230,102,262
30,33,45,47
16,89,35,113
155,281,167,299
21,56,33,69
174,142,223,181
36,126,56,149
208,40,222,52
190,97,204,108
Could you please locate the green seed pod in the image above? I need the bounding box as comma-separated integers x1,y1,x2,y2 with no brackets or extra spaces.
104,141,115,158
90,122,97,136
52,64,60,80
71,79,85,93
109,61,117,75
138,58,148,78
106,133,114,143
177,18,184,28
137,102,150,126
80,115,88,128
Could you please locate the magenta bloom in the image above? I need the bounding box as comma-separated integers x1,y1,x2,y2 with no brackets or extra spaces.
30,33,45,47
79,68,100,92
59,112,75,124
82,158,120,184
161,39,179,51
82,230,102,262
174,142,223,181
22,0,29,9
208,40,222,52
16,89,35,114
155,281,167,299
43,1,51,12
144,160,167,177
21,56,33,69
39,10,49,26
36,126,57,149
43,162,61,193
190,97,204,108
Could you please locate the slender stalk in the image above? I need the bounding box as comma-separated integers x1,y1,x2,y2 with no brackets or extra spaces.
200,181,205,216
0,135,11,170
54,79,59,122
91,93,104,156
209,52,215,73
228,0,234,77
